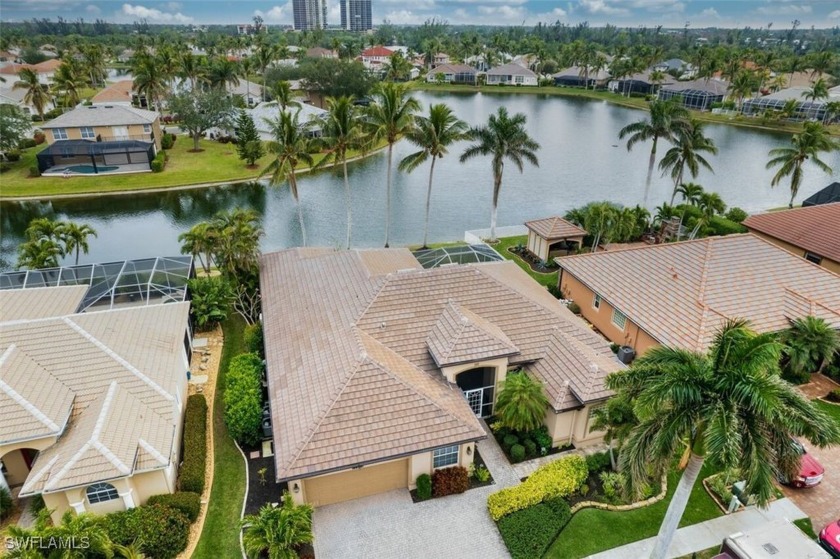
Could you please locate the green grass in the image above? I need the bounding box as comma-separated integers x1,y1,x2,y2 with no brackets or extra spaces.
494,235,559,289
815,399,840,422
794,517,819,539
544,463,723,559
674,547,721,559
193,316,248,559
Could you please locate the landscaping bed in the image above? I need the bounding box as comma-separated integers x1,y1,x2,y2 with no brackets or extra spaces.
410,448,494,503
489,418,571,464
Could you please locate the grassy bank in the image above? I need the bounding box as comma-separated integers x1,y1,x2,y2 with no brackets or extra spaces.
495,235,559,289
193,316,247,559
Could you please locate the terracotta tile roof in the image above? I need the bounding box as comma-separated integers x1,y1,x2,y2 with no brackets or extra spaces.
260,248,621,481
91,80,134,104
426,301,519,367
525,216,588,240
557,234,840,352
362,46,394,57
743,203,840,264
428,64,476,75
0,285,86,321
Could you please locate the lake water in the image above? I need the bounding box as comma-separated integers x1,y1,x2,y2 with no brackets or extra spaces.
2,91,838,270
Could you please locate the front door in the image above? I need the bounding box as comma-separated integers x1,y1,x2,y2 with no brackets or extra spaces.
456,367,495,418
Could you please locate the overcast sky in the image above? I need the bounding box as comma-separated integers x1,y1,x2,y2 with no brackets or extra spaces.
2,0,840,29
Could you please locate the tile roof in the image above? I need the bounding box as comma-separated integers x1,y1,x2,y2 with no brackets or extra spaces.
362,46,394,57
91,80,134,104
553,66,611,81
40,105,159,129
557,234,840,352
743,203,840,264
0,285,86,321
525,216,588,240
487,63,537,77
661,77,729,95
260,248,620,480
428,64,476,75
426,301,519,367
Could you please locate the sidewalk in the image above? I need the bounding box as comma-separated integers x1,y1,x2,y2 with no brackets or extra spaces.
586,497,808,559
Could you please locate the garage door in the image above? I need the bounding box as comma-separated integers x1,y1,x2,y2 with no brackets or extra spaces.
303,459,408,506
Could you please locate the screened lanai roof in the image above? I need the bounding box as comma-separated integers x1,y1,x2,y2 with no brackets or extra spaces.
0,256,194,312
37,139,154,157
412,244,504,269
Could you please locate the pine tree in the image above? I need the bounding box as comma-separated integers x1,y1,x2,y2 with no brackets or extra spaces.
236,110,264,167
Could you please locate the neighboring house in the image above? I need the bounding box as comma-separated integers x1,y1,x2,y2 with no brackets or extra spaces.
658,78,729,111
653,58,689,73
486,63,538,86
305,47,337,59
0,59,62,84
360,46,394,68
260,248,620,507
246,101,327,140
553,66,610,88
433,52,451,66
743,203,840,275
556,234,840,356
0,86,54,116
525,217,587,262
609,70,675,95
741,86,840,121
425,64,477,85
91,80,135,106
0,283,192,524
228,79,264,107
803,182,840,207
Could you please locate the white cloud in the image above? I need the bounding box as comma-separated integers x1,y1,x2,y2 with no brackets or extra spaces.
829,9,840,19
382,9,427,24
578,0,629,16
537,7,567,19
254,3,292,23
121,3,194,23
755,4,812,16
477,4,526,18
700,7,720,18
629,0,684,11
85,3,100,14
165,1,182,11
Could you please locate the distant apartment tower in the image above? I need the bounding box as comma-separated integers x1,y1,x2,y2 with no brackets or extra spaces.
293,0,327,30
340,0,372,31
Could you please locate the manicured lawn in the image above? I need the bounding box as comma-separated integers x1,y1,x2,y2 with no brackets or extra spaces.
794,517,819,539
193,316,248,559
815,399,840,422
545,463,723,559
494,235,559,289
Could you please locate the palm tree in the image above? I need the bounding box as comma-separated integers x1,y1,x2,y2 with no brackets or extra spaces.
658,120,718,204
179,222,217,275
60,221,97,265
26,217,66,251
81,44,107,88
178,51,204,92
315,96,367,249
13,67,50,121
241,494,313,559
16,238,62,270
583,202,618,252
6,509,114,558
688,191,725,239
255,43,277,103
208,57,240,91
51,60,82,108
494,371,549,433
589,393,636,470
460,107,540,242
608,320,840,559
767,122,838,208
262,110,315,246
133,55,167,111
729,70,756,109
270,80,300,111
399,103,469,249
619,99,689,208
365,82,420,247
211,209,263,276
780,316,840,377
803,78,829,119
675,182,704,206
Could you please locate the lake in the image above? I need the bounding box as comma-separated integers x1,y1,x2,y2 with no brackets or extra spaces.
1,91,837,270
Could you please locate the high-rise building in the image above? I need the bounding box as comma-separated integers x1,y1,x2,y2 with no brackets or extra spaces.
340,0,372,32
293,0,327,31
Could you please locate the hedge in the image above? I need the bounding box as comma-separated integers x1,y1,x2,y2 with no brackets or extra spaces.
432,466,470,497
223,352,264,446
180,394,207,494
147,491,201,522
497,499,572,559
150,151,166,172
487,455,588,520
244,322,264,358
106,504,190,559
707,216,746,236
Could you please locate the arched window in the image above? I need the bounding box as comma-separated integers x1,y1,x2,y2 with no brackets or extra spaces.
86,483,119,504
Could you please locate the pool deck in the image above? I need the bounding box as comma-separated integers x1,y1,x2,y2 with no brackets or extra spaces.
42,163,152,176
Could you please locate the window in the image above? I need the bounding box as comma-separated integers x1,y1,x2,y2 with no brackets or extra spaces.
593,294,602,310
143,124,152,133
86,483,119,504
612,309,627,330
80,127,95,139
515,75,524,84
433,445,459,468
804,252,823,265
53,128,68,140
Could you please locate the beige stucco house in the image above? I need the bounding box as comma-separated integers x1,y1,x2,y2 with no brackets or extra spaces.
556,234,840,356
260,248,620,507
0,285,191,523
40,105,163,151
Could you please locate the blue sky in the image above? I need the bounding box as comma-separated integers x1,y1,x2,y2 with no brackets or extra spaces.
2,0,840,28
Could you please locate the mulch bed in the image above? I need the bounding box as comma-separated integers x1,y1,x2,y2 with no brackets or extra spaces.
409,448,495,503
505,247,560,274
242,439,288,516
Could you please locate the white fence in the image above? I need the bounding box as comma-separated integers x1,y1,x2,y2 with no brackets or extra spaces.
464,225,528,244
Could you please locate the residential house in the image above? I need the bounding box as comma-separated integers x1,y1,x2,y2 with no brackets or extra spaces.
657,78,729,111
91,80,135,106
741,86,840,121
486,63,538,86
260,248,620,507
743,203,840,275
0,59,62,84
360,46,394,69
425,64,477,85
433,52,451,66
305,47,338,59
553,65,610,89
0,282,192,524
609,70,675,96
556,234,840,356
653,58,695,79
228,79,264,107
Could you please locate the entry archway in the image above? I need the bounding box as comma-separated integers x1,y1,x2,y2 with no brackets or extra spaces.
455,367,496,418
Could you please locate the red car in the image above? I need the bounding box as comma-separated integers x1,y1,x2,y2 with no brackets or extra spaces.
779,440,824,488
820,519,840,559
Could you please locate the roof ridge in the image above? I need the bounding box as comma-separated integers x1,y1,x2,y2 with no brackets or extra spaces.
138,437,169,467
0,345,61,433
696,237,714,306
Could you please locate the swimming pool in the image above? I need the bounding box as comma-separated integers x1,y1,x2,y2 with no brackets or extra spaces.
54,165,120,174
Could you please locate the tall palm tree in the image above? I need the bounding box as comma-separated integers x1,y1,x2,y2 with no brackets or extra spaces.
270,80,300,111
315,96,367,249
619,99,689,208
178,51,204,92
16,238,62,270
399,103,469,249
60,221,97,265
81,44,107,88
208,57,240,91
495,371,549,433
658,120,718,204
589,393,636,471
780,316,840,377
803,78,829,119
51,59,82,108
241,495,313,559
262,110,315,246
767,122,837,208
254,43,277,102
210,208,263,276
365,82,420,247
460,107,540,243
608,320,840,559
133,55,167,111
729,70,756,109
179,221,217,275
13,68,50,121
675,182,704,206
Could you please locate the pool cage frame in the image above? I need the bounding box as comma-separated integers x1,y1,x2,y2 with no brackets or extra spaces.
36,139,156,174
658,88,726,111
0,256,194,312
412,244,504,269
740,97,832,122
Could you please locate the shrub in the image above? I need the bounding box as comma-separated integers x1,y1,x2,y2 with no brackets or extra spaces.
6,149,21,162
725,207,748,223
244,322,264,357
161,132,175,149
567,302,581,314
29,165,40,177
502,434,519,450
19,138,37,149
610,343,620,354
599,471,625,502
497,500,572,559
33,131,46,144
180,394,207,494
224,353,264,446
147,492,201,522
510,444,526,463
781,368,810,385
707,216,746,237
0,162,10,173
188,276,233,330
416,474,432,501
0,486,13,521
529,426,553,455
827,389,840,403
29,494,46,516
44,107,64,120
106,504,190,559
150,151,166,172
585,451,612,473
708,474,734,505
471,464,491,483
432,466,470,497
487,455,588,520
523,438,537,458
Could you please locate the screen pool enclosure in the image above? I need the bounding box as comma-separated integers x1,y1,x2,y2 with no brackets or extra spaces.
36,139,155,174
0,256,194,312
413,244,504,269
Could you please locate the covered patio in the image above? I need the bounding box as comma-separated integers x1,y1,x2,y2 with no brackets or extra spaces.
36,139,155,176
524,216,587,262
